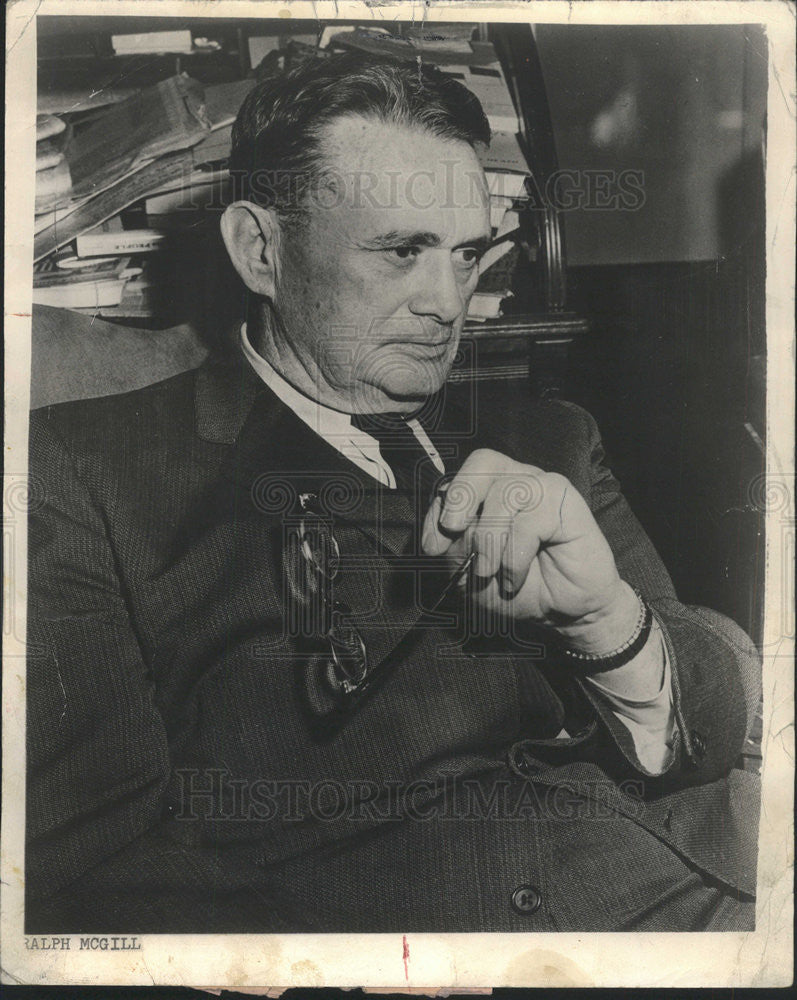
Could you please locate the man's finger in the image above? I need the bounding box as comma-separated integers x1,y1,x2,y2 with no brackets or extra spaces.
421,494,451,555
501,513,542,596
470,477,515,579
436,449,507,536
470,468,549,580
498,472,586,595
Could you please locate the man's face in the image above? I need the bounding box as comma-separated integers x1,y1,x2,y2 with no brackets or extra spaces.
270,115,491,413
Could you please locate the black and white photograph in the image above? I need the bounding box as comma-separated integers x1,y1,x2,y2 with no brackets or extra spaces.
2,0,794,990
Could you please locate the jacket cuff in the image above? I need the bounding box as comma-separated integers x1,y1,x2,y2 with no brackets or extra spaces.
582,600,754,794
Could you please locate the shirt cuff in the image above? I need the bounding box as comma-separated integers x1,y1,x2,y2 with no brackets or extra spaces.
583,619,676,774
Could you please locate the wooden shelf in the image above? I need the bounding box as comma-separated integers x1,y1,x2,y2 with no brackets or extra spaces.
465,313,590,342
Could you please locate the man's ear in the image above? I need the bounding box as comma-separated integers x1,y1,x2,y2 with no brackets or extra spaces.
220,201,281,297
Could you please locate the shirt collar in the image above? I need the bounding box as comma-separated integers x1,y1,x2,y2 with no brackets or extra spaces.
239,324,444,484
240,322,355,441
240,323,399,487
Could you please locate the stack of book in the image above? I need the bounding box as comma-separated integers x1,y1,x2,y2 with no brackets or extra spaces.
35,115,72,214
438,45,535,319
33,252,139,310
33,74,255,318
470,129,535,320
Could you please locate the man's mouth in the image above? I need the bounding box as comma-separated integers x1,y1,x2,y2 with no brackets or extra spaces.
413,340,452,353
391,328,456,350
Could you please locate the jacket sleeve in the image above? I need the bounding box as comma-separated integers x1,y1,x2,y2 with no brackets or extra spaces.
573,403,761,793
25,412,293,931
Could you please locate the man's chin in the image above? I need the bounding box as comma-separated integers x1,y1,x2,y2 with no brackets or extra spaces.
351,353,453,410
379,367,451,406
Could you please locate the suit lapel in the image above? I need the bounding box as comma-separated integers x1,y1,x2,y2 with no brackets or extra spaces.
194,351,262,445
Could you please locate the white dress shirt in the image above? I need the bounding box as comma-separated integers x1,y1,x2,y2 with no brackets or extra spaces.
241,325,675,774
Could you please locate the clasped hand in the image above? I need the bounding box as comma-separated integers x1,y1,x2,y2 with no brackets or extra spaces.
421,448,640,656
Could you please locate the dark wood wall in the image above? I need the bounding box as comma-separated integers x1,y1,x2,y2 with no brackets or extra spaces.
564,251,765,642
532,24,768,641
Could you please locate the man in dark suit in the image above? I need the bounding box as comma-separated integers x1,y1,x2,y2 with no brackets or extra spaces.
27,53,760,933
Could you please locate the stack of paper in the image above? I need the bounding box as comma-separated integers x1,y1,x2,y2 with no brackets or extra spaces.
65,74,211,200
34,77,253,266
34,74,211,258
32,254,138,309
467,212,524,321
475,131,531,233
329,25,490,66
439,57,521,133
35,115,72,213
404,24,476,53
37,86,137,117
111,30,194,55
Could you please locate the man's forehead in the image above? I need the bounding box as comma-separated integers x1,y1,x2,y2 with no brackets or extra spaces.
317,114,490,218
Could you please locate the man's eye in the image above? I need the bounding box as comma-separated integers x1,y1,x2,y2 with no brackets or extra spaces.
453,247,482,268
388,245,421,262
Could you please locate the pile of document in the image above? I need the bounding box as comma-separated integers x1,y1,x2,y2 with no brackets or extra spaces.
35,115,72,215
33,75,255,315
32,252,139,311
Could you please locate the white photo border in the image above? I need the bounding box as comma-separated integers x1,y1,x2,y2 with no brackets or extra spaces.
3,0,794,989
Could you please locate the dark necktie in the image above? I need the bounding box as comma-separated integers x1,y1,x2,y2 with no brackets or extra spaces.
351,411,445,501
351,412,453,608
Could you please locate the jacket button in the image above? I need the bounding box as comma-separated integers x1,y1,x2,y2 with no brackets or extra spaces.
511,885,542,915
690,730,707,759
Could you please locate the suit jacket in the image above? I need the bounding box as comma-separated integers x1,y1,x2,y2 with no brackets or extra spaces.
26,351,761,933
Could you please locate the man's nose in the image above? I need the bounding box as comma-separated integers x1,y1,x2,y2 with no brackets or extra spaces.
407,251,464,325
